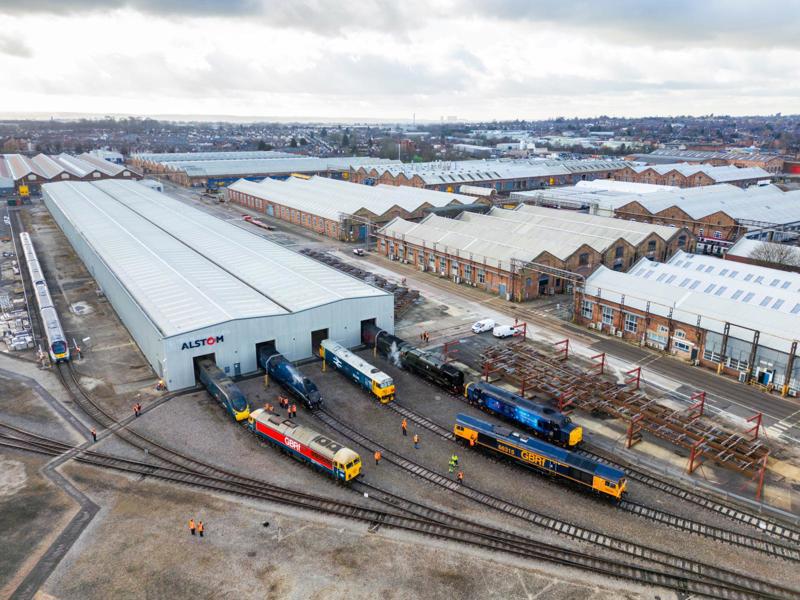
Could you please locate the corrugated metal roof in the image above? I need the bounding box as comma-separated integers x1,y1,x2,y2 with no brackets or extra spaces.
584,260,800,354
44,181,285,337
78,153,128,176
229,175,472,221
379,205,687,267
44,180,388,337
132,151,297,162
94,179,387,312
170,156,397,178
629,162,770,182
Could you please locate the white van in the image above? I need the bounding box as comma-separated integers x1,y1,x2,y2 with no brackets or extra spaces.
492,324,518,339
472,318,495,333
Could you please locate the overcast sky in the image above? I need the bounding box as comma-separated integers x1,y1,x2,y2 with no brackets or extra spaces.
1,0,799,121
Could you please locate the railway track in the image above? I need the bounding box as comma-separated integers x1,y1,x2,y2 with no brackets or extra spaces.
312,407,798,600
0,424,789,600
385,369,800,547
380,397,800,560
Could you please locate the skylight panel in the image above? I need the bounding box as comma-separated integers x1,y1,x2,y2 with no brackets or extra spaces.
731,289,743,300
759,296,772,307
772,299,784,310
742,292,755,302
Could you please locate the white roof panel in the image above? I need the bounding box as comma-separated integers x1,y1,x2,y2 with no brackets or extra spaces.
94,180,388,312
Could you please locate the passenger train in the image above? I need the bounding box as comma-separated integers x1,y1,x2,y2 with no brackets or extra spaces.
19,232,70,363
247,408,362,481
196,358,251,421
320,339,395,403
465,381,582,447
454,413,626,500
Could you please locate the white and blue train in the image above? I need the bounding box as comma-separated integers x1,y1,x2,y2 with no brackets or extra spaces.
19,232,70,363
320,339,395,403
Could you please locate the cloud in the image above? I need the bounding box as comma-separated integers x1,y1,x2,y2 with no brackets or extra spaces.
0,0,435,36
0,34,32,58
463,0,800,49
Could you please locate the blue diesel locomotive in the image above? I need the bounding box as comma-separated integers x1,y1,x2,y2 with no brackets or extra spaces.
320,339,395,403
465,381,582,447
454,413,626,500
197,358,251,421
258,347,322,410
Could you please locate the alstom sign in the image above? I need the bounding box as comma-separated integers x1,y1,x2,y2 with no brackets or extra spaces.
181,335,224,351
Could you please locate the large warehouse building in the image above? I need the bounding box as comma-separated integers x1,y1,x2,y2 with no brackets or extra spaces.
613,162,770,188
130,151,397,188
43,179,394,390
577,250,800,395
626,149,785,173
377,205,692,301
516,183,800,248
226,175,484,241
349,158,630,193
1,152,141,195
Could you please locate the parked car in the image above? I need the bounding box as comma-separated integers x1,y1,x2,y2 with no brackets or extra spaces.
472,318,495,333
353,248,365,256
492,324,518,339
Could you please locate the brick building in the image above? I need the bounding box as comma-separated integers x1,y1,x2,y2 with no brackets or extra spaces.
226,175,484,242
627,149,785,173
351,158,629,194
377,205,692,301
614,163,770,188
576,251,800,395
1,153,140,195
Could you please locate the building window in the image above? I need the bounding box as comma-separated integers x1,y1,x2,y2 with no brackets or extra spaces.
615,246,624,258
581,301,594,319
579,253,589,266
703,348,721,363
464,263,472,280
601,306,614,326
477,269,485,284
647,330,668,347
624,313,638,333
647,240,656,252
674,341,691,353
678,235,686,247
429,253,435,269
674,329,686,339
727,356,749,371
713,231,722,239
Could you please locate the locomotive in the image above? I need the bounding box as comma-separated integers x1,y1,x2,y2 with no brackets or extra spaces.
465,381,582,447
258,346,322,410
361,324,464,394
454,413,626,500
19,232,69,363
247,408,362,481
320,339,395,403
197,358,251,421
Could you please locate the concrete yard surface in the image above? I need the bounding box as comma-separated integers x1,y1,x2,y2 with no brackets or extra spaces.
41,463,667,600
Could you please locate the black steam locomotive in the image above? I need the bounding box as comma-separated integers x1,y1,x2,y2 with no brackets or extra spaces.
361,324,464,394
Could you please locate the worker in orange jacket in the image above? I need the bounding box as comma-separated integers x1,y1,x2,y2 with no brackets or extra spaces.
374,450,382,465
189,518,196,536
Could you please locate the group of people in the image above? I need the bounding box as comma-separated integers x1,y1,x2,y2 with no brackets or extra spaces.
418,331,430,344
401,418,420,448
188,519,205,537
448,454,464,484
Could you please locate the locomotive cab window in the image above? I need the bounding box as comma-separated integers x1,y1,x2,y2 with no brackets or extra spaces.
52,340,67,354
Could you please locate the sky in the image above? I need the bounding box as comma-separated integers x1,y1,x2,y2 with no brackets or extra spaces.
1,0,799,122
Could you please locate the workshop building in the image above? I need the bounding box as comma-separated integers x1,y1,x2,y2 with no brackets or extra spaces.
350,158,630,193
1,153,140,195
226,175,483,242
130,151,397,189
614,163,771,188
377,205,692,301
43,179,393,391
577,250,800,395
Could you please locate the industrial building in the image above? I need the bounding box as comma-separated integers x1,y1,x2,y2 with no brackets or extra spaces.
226,175,484,242
724,238,800,273
577,250,800,395
614,162,770,188
42,179,394,391
627,149,785,173
129,151,397,189
518,183,800,248
1,153,141,195
349,158,630,193
377,205,692,301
